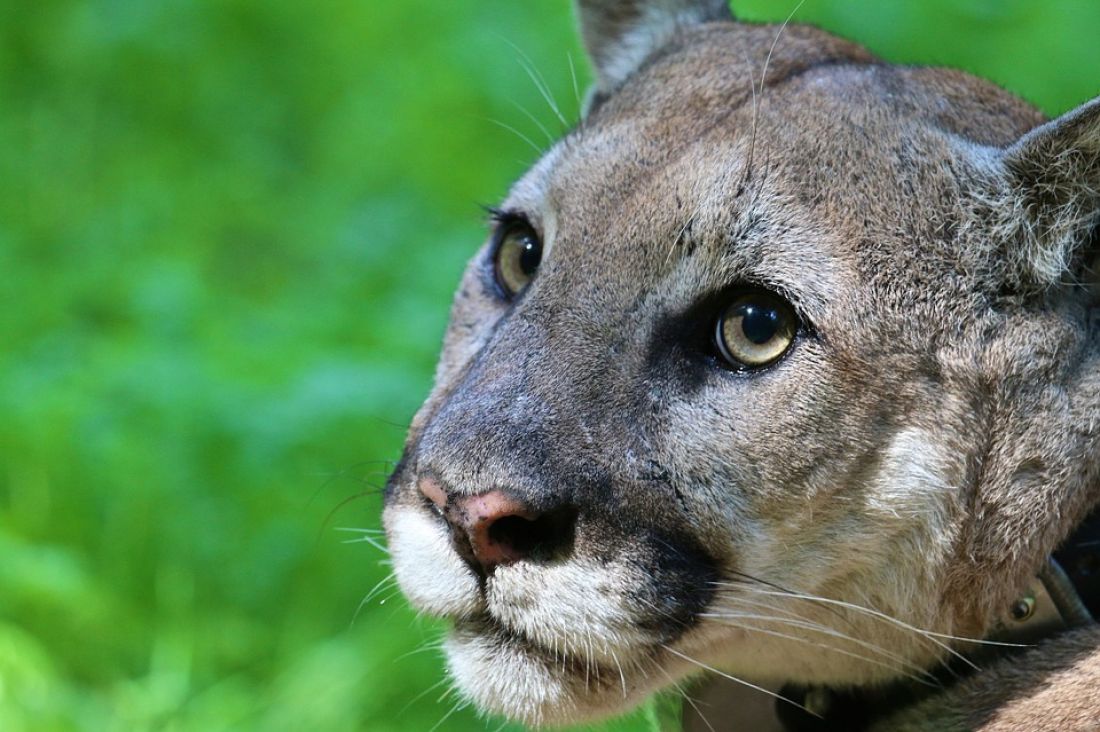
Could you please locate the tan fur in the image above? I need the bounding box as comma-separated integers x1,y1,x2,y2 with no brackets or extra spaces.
872,626,1100,731
384,2,1100,728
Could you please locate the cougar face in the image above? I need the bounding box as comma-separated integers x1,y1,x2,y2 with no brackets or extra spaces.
384,2,1100,726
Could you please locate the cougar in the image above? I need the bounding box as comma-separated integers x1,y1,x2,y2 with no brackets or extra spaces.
382,2,1100,729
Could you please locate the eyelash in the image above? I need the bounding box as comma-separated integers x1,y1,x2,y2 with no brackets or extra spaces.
486,208,530,233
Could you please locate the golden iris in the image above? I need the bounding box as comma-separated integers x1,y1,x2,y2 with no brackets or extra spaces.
716,292,796,368
493,224,542,297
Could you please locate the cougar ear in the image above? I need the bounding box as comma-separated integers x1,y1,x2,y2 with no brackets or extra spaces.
998,96,1100,289
574,0,733,93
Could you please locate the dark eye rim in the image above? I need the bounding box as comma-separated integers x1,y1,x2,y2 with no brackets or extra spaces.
485,210,542,301
710,287,805,374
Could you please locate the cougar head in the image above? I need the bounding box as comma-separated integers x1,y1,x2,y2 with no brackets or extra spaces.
383,1,1100,726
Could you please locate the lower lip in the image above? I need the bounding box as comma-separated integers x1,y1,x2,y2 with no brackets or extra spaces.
453,613,647,685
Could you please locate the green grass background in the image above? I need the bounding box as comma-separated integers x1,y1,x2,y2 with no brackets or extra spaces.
2,1,1098,730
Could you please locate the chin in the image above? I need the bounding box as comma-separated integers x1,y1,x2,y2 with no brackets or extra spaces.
442,620,665,728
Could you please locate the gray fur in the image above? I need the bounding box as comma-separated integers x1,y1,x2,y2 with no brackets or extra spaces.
384,3,1100,728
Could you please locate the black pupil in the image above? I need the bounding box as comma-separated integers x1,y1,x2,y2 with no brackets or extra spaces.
517,235,541,276
738,303,780,344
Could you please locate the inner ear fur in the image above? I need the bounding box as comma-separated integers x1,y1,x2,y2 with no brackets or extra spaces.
998,96,1100,290
574,0,733,93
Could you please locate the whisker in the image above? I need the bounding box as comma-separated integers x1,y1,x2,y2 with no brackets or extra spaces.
342,532,390,554
703,610,938,686
652,663,717,732
609,647,628,699
316,487,387,545
742,0,804,188
509,99,555,146
567,51,582,113
666,199,705,266
436,682,457,704
309,459,395,497
662,644,818,718
761,0,806,91
741,50,759,184
483,117,544,156
429,696,469,732
393,639,446,664
352,573,398,625
399,676,450,716
502,39,569,128
710,593,940,682
725,583,980,672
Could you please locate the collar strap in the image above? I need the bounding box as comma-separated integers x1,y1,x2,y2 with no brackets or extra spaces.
1052,505,1100,621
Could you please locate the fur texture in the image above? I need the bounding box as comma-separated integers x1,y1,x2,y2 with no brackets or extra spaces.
384,2,1100,728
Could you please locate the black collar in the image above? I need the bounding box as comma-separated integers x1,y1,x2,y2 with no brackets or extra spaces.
1053,506,1100,619
773,507,1100,732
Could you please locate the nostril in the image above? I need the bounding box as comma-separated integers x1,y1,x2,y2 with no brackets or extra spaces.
486,505,578,563
439,488,579,572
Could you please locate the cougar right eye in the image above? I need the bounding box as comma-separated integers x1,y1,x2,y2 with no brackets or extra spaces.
715,291,797,370
491,220,542,298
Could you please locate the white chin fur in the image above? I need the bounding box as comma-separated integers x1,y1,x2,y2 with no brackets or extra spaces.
386,508,483,618
444,625,659,729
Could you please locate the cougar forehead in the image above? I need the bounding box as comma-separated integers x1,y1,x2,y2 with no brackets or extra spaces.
383,15,1098,729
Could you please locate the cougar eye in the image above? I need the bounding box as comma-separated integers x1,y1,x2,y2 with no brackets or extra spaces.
492,221,542,298
715,291,797,369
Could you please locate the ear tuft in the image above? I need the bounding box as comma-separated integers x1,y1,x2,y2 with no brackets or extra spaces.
997,96,1100,289
575,0,733,93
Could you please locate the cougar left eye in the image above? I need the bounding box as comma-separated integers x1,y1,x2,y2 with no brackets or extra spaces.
492,222,542,298
715,291,797,369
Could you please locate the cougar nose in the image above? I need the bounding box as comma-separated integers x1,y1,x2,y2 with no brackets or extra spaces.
418,478,576,572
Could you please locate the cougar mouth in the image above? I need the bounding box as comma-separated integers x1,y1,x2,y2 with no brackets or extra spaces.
442,607,670,728
453,613,629,679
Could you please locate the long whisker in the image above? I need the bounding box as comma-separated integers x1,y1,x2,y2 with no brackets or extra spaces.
483,117,544,156
742,0,804,190
338,530,390,554
665,198,707,266
399,676,450,716
724,583,981,671
309,458,396,503
392,639,446,664
567,51,582,113
501,38,569,128
714,614,938,687
662,644,818,718
704,609,938,685
609,647,628,699
429,695,469,732
509,100,555,146
761,0,806,92
723,571,863,633
352,572,398,624
738,44,759,185
651,662,717,732
711,594,940,682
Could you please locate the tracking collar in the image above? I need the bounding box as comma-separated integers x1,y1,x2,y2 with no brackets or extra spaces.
771,507,1100,731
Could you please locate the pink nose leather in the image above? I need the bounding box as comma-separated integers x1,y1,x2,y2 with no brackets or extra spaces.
418,477,538,570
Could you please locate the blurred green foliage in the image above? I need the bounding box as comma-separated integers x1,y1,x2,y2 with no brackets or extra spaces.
1,1,1097,730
